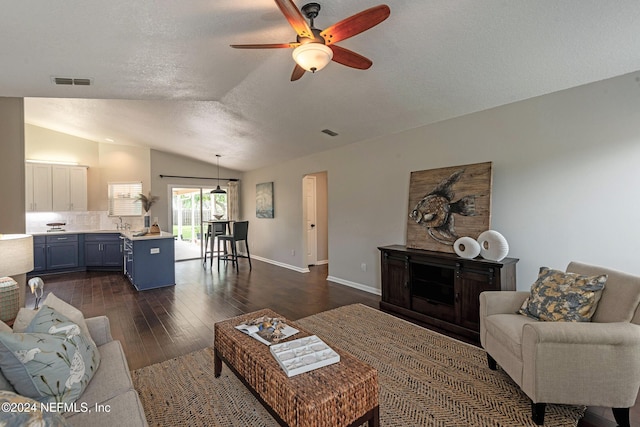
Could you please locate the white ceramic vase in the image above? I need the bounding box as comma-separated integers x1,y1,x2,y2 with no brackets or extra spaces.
477,230,509,261
453,237,481,259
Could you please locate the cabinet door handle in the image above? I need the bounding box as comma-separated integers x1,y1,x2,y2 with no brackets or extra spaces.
57,237,68,240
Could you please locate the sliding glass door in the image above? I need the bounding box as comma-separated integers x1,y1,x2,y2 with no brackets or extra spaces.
171,186,228,261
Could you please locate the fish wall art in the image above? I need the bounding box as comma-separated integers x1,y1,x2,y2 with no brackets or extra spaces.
407,162,492,252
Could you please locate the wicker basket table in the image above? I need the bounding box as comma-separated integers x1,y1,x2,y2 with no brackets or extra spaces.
214,309,379,427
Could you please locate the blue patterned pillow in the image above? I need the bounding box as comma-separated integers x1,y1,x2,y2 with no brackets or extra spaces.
518,267,607,322
26,305,83,338
0,306,100,404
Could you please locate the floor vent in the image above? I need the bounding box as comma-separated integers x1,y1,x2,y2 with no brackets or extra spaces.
52,77,92,86
321,129,338,137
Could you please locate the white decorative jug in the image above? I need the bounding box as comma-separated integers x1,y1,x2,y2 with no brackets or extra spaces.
477,230,509,261
453,237,481,259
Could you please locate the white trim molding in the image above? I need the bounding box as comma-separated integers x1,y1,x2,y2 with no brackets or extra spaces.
326,275,381,296
249,255,310,273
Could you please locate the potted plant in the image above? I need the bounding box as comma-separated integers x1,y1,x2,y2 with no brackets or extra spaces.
136,192,159,228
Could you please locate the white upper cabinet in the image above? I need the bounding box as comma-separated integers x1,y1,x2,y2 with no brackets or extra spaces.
68,167,88,211
26,163,53,212
26,163,87,212
52,166,87,211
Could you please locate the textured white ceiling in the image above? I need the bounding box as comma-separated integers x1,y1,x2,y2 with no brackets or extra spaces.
3,1,640,171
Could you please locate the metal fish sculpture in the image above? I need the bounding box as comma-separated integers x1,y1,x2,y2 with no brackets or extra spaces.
409,169,476,245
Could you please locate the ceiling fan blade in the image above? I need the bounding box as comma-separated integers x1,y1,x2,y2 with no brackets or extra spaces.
274,0,314,39
329,45,372,70
230,43,300,49
321,5,390,45
291,64,306,81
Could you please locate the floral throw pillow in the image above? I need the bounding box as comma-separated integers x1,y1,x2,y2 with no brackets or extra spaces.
518,267,607,322
0,306,100,404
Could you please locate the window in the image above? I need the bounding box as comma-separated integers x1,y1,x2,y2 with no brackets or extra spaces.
108,182,143,216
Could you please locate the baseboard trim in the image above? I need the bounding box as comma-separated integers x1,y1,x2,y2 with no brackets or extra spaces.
315,259,328,265
326,275,381,296
250,255,310,273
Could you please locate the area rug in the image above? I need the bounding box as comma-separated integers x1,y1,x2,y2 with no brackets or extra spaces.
131,304,585,426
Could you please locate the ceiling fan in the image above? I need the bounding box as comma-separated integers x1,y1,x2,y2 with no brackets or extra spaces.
231,1,390,81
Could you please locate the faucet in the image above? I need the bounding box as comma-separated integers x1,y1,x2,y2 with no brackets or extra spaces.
115,217,125,231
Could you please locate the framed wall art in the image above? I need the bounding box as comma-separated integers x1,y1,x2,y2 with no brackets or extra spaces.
407,162,492,253
256,182,274,218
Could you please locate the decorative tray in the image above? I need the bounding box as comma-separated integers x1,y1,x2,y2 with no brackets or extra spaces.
270,335,340,377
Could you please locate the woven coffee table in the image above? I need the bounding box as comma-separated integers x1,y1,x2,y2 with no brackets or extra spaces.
214,309,379,427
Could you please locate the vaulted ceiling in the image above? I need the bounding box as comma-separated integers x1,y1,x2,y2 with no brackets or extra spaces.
3,1,640,171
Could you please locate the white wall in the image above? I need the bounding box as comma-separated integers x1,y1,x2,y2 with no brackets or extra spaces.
241,71,640,292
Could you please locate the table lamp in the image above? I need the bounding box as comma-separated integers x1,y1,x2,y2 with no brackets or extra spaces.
0,234,34,320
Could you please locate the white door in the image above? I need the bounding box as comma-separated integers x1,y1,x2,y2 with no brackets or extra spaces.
304,175,317,266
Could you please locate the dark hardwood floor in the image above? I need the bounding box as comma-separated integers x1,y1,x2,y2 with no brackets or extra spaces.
26,259,635,427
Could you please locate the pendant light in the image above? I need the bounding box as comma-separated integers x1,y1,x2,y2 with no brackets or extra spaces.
211,154,227,194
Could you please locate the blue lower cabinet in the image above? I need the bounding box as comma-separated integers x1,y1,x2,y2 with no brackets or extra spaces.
45,234,79,270
124,237,175,290
33,236,46,272
85,234,123,268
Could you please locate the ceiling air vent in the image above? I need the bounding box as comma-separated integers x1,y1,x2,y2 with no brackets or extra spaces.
52,77,92,86
321,129,338,137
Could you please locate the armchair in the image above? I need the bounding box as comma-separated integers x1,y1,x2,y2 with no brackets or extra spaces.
480,261,640,426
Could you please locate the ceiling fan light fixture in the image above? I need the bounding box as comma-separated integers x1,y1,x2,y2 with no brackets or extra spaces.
292,43,333,73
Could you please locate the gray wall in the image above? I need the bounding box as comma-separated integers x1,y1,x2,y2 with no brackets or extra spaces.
0,97,27,307
241,71,640,293
0,98,26,233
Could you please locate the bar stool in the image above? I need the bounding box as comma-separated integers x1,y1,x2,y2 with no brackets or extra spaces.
217,221,252,272
203,222,227,266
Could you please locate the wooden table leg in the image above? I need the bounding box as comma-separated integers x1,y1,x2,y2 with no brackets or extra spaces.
347,406,379,427
214,348,222,377
371,406,380,427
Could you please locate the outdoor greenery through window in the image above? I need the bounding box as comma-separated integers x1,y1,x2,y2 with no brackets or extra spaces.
172,187,228,243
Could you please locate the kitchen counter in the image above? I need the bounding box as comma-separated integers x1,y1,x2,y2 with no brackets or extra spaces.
29,229,123,236
29,229,176,240
28,230,176,279
122,233,175,290
120,231,175,241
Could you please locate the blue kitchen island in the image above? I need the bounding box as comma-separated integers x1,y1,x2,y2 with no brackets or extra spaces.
122,231,175,291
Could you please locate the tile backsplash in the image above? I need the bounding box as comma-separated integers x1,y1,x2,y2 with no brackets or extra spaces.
26,211,145,233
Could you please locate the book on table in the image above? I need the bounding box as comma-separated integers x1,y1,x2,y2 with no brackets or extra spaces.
235,316,299,345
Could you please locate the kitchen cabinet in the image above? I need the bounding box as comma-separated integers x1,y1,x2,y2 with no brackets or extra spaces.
32,236,47,272
123,233,175,290
379,245,518,343
85,233,123,269
26,163,87,212
52,166,87,211
32,234,81,272
26,163,53,212
45,234,80,270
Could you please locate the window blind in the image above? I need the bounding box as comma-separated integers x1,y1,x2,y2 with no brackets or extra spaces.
108,182,143,216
